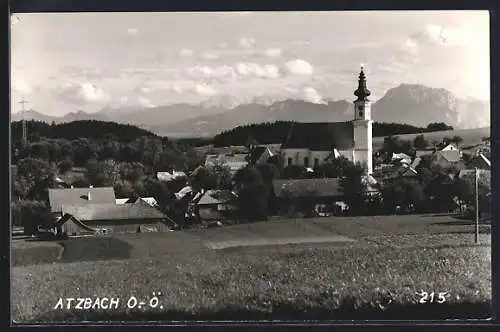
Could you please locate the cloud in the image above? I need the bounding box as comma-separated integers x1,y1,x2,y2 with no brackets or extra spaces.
194,83,218,97
185,63,281,81
179,48,195,57
264,48,282,58
127,28,138,35
235,63,280,79
284,59,314,76
186,65,237,80
407,24,476,49
302,86,325,104
200,52,219,60
12,78,33,95
55,82,110,105
138,96,155,108
239,37,256,49
217,43,229,49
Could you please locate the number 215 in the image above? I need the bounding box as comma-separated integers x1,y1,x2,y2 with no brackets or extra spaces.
417,291,448,304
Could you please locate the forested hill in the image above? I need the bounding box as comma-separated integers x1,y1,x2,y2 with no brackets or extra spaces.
11,120,159,142
212,121,454,147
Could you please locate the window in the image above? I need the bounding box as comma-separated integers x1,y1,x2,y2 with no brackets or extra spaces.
359,111,363,117
303,157,309,166
314,158,319,167
287,157,293,166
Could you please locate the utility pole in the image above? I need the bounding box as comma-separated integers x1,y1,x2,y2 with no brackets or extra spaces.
475,167,479,244
19,97,29,145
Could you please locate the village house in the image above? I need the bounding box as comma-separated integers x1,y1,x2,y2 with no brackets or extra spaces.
56,199,172,236
204,153,249,175
272,178,350,217
48,187,116,219
48,187,173,236
191,189,238,223
115,196,159,207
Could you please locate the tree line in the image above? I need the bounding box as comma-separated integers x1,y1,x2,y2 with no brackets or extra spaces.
212,121,454,147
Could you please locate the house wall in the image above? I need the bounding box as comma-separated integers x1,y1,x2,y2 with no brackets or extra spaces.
198,204,237,221
282,149,354,167
282,149,310,166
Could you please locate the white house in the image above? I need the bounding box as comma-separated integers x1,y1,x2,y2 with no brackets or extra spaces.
280,67,373,174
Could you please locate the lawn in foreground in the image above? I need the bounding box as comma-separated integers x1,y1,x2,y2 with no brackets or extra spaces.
12,239,491,322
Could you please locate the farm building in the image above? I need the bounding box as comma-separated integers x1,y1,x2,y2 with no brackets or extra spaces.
57,199,173,236
193,189,238,222
204,153,249,174
48,187,116,218
272,178,349,217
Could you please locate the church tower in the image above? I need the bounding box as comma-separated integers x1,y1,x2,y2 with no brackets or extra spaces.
353,66,373,174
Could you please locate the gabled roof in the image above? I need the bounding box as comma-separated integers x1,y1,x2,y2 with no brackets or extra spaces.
116,198,129,205
175,186,193,200
434,150,462,163
197,190,238,205
391,153,411,161
272,178,343,198
48,187,116,213
281,122,354,151
466,153,491,169
62,202,166,222
411,157,422,169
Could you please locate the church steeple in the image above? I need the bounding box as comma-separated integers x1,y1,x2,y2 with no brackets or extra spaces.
354,66,371,102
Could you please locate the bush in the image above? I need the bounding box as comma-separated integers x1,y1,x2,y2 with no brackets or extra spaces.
11,200,55,235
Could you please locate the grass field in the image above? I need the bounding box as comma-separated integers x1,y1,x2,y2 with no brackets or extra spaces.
11,214,492,322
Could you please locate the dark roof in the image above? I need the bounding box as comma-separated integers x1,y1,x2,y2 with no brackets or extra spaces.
48,187,116,213
62,201,166,222
281,122,354,151
197,190,237,205
272,178,343,198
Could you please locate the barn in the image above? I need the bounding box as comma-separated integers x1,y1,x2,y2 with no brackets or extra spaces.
59,199,173,235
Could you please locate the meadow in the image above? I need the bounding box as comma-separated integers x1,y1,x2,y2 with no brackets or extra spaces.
11,214,492,322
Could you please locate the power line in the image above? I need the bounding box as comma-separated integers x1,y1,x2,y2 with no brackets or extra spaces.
19,97,29,145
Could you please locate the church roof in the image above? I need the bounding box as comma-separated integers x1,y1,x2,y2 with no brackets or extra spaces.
281,122,354,151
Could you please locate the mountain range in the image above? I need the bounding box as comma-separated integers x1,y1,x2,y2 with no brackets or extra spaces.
11,84,490,137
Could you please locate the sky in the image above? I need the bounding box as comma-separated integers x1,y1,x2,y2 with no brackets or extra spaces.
10,11,490,116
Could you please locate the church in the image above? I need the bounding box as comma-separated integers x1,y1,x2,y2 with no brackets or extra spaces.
280,67,373,174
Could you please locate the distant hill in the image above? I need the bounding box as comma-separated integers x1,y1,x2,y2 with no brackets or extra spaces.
11,120,158,142
12,83,489,137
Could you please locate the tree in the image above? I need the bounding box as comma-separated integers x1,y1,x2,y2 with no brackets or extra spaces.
85,159,120,187
58,159,74,174
314,156,353,178
17,157,57,201
11,200,55,235
282,165,307,179
450,135,463,148
233,166,268,221
114,179,136,198
339,162,368,215
413,134,429,149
